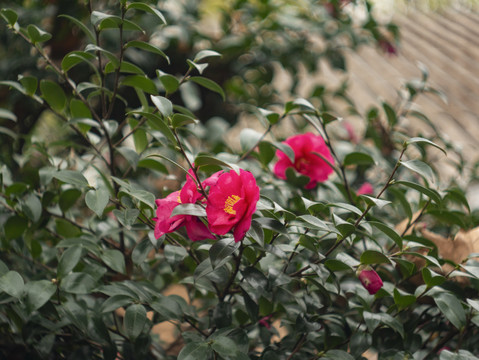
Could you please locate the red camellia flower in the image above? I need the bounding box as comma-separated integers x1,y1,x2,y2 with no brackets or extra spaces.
206,169,260,242
358,266,383,295
273,132,334,189
153,172,215,241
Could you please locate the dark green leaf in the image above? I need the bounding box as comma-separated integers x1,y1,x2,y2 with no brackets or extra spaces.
360,250,391,265
439,350,479,360
211,336,238,357
189,76,225,101
61,51,97,72
18,75,38,96
151,295,185,320
434,292,466,330
177,342,212,360
101,294,134,313
59,188,82,213
124,304,147,341
323,350,355,360
382,102,397,126
164,245,188,265
422,267,445,288
393,288,416,308
25,280,56,312
40,80,66,112
343,152,375,167
242,267,268,294
0,271,24,298
171,113,198,128
57,246,83,279
132,237,154,265
4,215,28,240
61,273,96,294
1,8,18,26
22,193,42,222
210,237,239,268
394,180,441,204
158,73,179,94
194,155,235,169
101,250,126,274
369,221,403,249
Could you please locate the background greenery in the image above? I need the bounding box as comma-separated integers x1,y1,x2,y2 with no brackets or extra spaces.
1,0,478,359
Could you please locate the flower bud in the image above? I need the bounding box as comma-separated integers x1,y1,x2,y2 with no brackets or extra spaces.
358,266,383,295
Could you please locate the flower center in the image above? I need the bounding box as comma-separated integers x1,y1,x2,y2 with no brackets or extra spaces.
177,194,182,203
224,195,241,215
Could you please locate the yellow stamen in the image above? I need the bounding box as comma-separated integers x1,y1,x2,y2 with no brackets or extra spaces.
177,194,181,203
224,195,241,215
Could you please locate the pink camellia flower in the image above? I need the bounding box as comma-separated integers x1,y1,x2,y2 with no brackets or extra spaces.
273,133,334,189
258,315,273,329
358,266,383,295
154,172,215,241
206,169,260,242
357,182,374,196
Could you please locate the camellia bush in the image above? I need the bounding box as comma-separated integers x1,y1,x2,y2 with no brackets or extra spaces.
1,1,479,359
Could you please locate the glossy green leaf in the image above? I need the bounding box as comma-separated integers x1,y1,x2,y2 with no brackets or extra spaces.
124,304,147,341
406,137,446,155
422,267,445,288
400,159,435,183
382,102,397,126
394,180,441,204
137,158,168,173
101,294,134,313
393,288,416,308
194,50,221,62
171,113,198,128
211,336,238,358
171,203,206,217
40,80,66,112
22,193,42,222
0,108,16,122
0,271,24,298
189,76,225,101
113,208,140,228
194,155,235,169
186,59,209,75
439,350,479,360
209,237,239,268
158,72,179,94
151,95,173,117
18,75,38,96
105,60,144,74
4,215,28,240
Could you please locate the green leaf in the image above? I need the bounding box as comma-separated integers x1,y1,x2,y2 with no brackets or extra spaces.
25,280,56,312
406,137,446,155
194,155,235,169
117,146,140,170
53,170,89,188
242,267,268,294
382,102,397,126
1,8,18,26
151,295,185,320
194,50,221,62
22,193,42,222
323,350,355,360
61,51,97,73
61,273,96,294
440,350,479,360
125,40,169,63
127,2,167,24
324,259,353,272
170,203,206,217
360,250,391,265
150,95,173,117
434,292,467,330
27,24,52,44
400,159,435,183
164,245,188,265
189,76,225,101
113,209,140,228
124,304,147,341
101,294,133,313
132,237,154,265
186,59,209,75
59,188,82,212
127,118,148,153
422,267,445,288
85,188,109,217
393,288,416,308
210,237,240,268
272,141,295,163
394,180,441,204
59,14,96,44
85,44,119,68
258,108,280,125
158,73,179,94
4,215,28,240
343,152,375,167
240,128,262,153
0,108,16,122
172,113,198,128
101,249,126,274
369,221,403,249
363,311,404,338
40,80,66,112
211,336,238,358
0,271,24,298
137,158,167,174
105,60,144,75
18,75,38,96
121,75,158,95
177,342,212,360
70,99,92,119
57,246,83,279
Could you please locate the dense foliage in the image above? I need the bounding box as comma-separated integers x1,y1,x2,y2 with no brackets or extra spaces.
1,1,479,359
